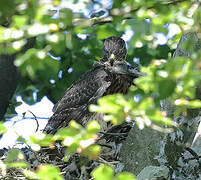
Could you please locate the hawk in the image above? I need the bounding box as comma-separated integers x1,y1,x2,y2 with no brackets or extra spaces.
44,36,142,134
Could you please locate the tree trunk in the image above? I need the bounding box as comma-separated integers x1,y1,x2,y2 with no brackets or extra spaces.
120,32,201,179
0,54,18,121
0,38,35,121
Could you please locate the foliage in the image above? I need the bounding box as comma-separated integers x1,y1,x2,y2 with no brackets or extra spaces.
24,165,63,180
91,164,136,180
4,149,27,169
0,122,6,135
1,0,197,106
56,120,100,159
21,120,100,160
0,0,201,179
91,55,201,129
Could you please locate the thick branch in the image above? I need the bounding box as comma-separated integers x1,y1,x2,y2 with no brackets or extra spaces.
0,54,18,121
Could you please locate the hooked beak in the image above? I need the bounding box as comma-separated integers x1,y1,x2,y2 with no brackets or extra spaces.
127,66,145,77
110,62,145,77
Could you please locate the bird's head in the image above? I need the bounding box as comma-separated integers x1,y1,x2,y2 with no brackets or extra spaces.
102,36,127,63
100,36,144,78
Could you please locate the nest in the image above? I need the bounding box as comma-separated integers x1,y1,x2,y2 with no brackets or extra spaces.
0,122,133,180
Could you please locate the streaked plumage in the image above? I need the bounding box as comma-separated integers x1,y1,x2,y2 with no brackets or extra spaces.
44,36,141,134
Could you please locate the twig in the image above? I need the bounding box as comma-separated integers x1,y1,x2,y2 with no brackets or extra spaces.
27,110,39,132
98,156,119,164
99,132,128,136
96,143,112,149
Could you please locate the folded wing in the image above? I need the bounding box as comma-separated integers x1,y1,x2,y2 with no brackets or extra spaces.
43,66,112,134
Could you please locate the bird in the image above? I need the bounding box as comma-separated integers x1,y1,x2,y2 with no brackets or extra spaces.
43,36,142,134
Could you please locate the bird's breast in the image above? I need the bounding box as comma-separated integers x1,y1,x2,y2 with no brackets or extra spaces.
106,75,133,95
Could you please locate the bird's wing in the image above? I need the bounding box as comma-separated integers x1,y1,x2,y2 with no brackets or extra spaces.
44,66,112,134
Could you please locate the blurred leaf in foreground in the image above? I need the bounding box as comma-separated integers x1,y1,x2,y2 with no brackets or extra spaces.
91,164,136,180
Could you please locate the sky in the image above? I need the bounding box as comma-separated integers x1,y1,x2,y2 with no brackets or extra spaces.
0,96,53,148
0,0,180,148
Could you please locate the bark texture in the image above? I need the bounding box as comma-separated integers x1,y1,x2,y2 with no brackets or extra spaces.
120,32,201,179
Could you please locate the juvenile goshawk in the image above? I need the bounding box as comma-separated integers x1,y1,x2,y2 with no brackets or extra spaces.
44,36,142,134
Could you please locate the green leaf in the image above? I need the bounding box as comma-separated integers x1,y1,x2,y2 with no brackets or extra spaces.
55,120,100,158
17,136,27,144
29,133,53,147
65,143,79,155
158,79,176,99
23,169,38,179
66,32,72,49
5,149,24,163
86,120,100,134
96,24,122,39
36,164,63,180
91,164,114,180
90,95,121,114
15,48,60,81
6,162,27,168
187,100,201,108
69,120,83,130
146,109,172,126
56,128,80,141
175,99,201,108
12,15,28,28
116,172,136,180
83,144,100,160
0,123,6,135
62,8,73,26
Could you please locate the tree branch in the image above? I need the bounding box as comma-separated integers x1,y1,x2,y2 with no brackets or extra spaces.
3,0,189,44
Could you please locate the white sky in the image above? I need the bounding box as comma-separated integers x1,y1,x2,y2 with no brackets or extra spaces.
0,97,53,148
